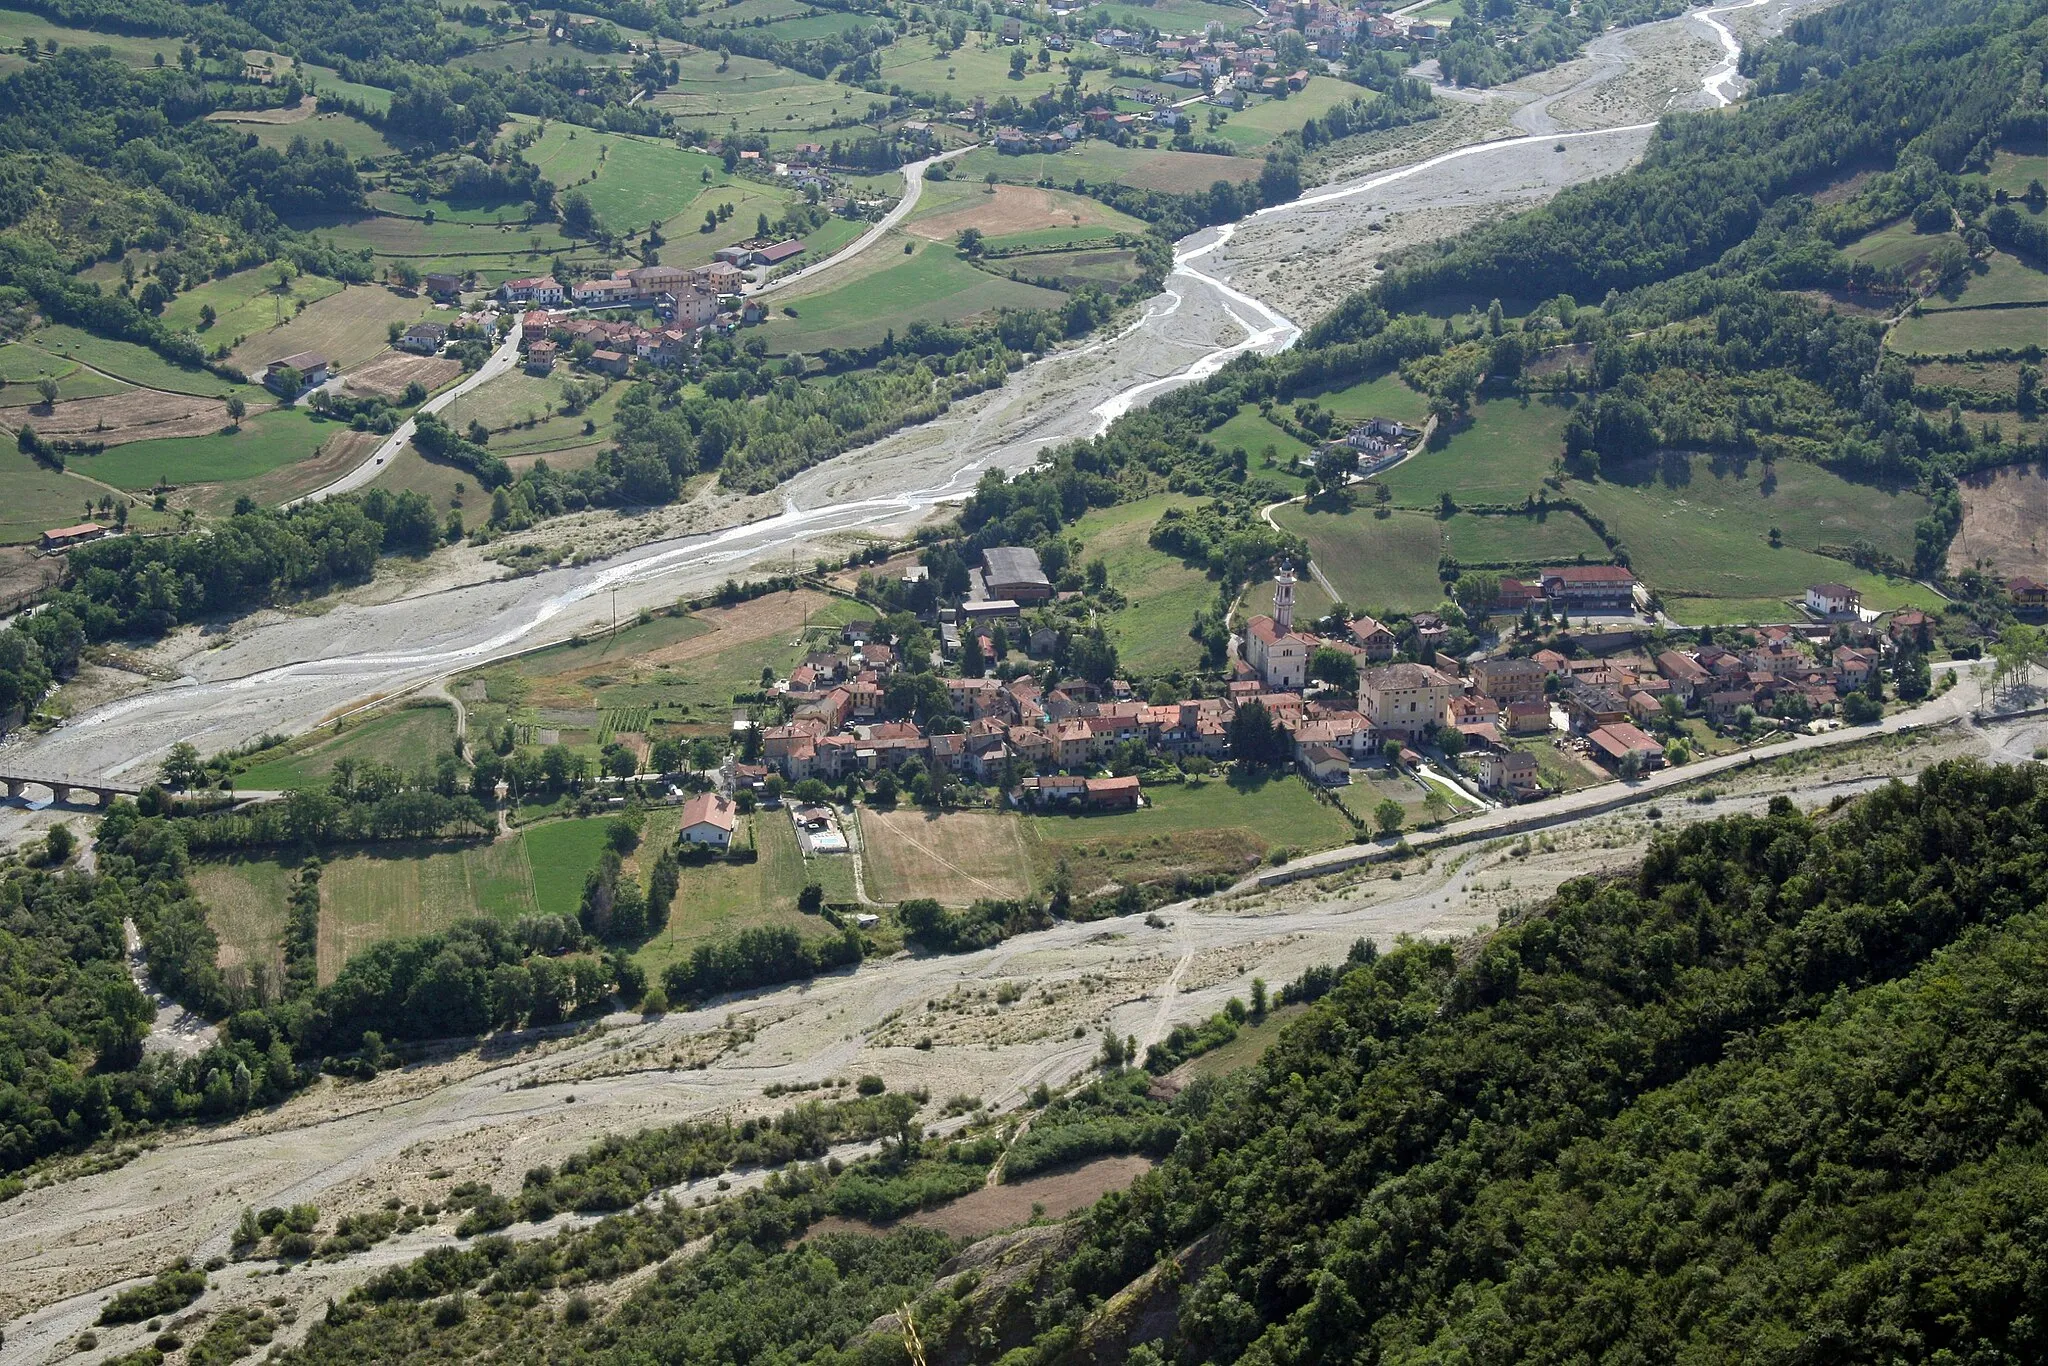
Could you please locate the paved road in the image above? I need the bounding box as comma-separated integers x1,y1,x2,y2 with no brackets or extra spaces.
754,144,978,298
285,316,526,507
1263,662,1992,886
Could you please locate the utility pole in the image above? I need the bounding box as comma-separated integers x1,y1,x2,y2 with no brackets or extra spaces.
611,587,618,640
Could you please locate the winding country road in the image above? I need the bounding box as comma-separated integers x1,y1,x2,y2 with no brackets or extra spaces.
755,144,978,297
285,316,526,506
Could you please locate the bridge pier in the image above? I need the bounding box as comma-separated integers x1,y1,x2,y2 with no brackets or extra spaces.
47,783,69,805
2,779,18,801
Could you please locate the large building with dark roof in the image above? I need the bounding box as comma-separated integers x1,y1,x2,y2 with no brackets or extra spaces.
981,546,1054,602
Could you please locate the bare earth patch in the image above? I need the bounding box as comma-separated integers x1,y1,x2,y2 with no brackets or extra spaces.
907,185,1123,242
1952,463,2048,577
859,807,1035,903
343,352,464,400
809,1155,1156,1242
0,390,248,447
205,96,319,125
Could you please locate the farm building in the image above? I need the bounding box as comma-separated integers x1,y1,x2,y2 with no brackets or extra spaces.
265,351,332,390
981,546,1054,602
40,522,110,552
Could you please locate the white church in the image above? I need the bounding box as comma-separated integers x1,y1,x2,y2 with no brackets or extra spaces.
1242,561,1319,690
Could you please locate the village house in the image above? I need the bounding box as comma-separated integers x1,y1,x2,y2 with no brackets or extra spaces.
1361,662,1456,739
523,339,558,375
423,272,463,300
1298,744,1352,786
1470,656,1547,703
1540,565,1639,614
2010,577,2048,615
571,277,637,308
1655,650,1710,703
498,274,565,306
398,322,448,354
1562,680,1628,733
1348,614,1397,660
1805,582,1863,618
1478,746,1539,796
1834,646,1878,688
678,791,739,846
1586,722,1663,773
1504,698,1552,735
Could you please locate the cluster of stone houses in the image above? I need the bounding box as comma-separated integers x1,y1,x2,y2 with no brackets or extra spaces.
734,552,1931,814
517,311,707,376
510,263,774,374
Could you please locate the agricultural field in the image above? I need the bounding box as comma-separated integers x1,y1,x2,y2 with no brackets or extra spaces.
647,50,854,140
630,812,851,976
0,446,175,544
1067,494,1211,674
0,341,130,406
235,703,460,791
226,285,438,373
462,591,868,761
185,804,823,985
1570,453,1943,610
1294,369,1432,427
1841,220,1957,277
1211,79,1368,152
1972,147,2048,199
1950,462,2048,580
1332,761,1439,828
364,444,473,517
438,368,614,438
1107,0,1276,30
1443,509,1608,564
1208,406,1312,473
513,120,790,242
210,104,397,160
160,265,346,346
1025,774,1352,885
1378,396,1573,508
907,181,1145,245
1890,305,2047,357
766,235,1065,353
297,213,611,289
27,325,268,404
875,34,1114,107
951,142,1259,195
314,837,539,981
0,387,244,450
69,406,341,491
188,859,296,987
1920,252,2048,311
1272,505,1451,614
860,806,1036,904
0,8,173,70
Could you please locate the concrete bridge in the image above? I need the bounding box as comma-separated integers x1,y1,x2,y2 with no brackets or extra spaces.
0,772,146,807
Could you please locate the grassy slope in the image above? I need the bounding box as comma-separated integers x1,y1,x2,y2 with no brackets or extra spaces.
1068,493,1211,674
767,236,1064,353
70,406,339,490
236,705,460,790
